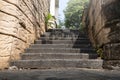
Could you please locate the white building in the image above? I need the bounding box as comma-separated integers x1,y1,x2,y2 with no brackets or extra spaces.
48,0,59,28
50,0,59,21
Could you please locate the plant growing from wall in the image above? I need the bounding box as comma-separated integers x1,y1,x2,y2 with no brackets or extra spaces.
45,13,52,25
95,45,104,59
45,13,56,29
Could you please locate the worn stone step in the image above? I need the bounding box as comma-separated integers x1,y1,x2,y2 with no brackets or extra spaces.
34,40,91,44
41,31,87,38
39,37,89,40
11,59,103,69
41,32,81,36
47,29,84,34
30,44,92,48
47,29,80,31
41,34,87,38
21,53,98,60
25,48,96,53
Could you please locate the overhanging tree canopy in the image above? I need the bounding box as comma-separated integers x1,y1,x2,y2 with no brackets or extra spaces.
64,0,89,29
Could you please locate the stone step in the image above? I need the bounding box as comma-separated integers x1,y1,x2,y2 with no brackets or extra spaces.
30,44,92,48
42,31,81,35
41,31,87,38
21,53,98,60
34,40,91,44
47,29,84,34
41,34,87,38
11,59,103,69
47,29,80,31
25,48,96,53
39,37,89,40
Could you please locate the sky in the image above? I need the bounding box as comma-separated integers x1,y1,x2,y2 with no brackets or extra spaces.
58,0,69,21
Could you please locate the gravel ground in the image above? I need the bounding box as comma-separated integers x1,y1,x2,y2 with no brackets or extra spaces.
0,68,120,80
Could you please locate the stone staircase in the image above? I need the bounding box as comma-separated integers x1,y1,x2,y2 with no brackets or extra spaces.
10,29,103,69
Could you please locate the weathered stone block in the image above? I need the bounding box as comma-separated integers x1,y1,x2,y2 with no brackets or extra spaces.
0,57,10,69
0,35,13,56
103,43,120,60
103,60,120,70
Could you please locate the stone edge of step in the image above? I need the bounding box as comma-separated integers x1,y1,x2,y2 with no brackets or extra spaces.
11,59,103,62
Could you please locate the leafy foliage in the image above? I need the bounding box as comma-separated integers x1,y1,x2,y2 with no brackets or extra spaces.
45,13,53,24
45,13,56,29
57,19,65,28
64,0,89,29
97,48,103,59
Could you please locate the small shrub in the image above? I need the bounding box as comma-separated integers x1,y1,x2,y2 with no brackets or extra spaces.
97,48,104,59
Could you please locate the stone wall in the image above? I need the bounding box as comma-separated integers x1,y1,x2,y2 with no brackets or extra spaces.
0,0,49,69
82,0,120,69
